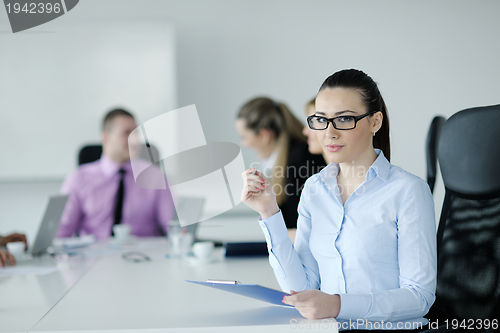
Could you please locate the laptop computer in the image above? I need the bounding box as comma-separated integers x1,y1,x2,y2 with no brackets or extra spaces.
169,196,205,234
29,194,69,256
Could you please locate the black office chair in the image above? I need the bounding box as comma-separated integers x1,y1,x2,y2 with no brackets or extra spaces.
424,104,500,332
78,144,103,165
78,144,160,166
426,116,446,194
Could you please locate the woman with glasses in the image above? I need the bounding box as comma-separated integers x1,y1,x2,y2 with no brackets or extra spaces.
235,97,326,241
241,69,436,328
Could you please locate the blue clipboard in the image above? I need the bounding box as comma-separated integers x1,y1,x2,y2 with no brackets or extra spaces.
186,280,293,307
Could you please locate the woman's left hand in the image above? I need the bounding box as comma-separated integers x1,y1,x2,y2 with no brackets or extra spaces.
283,290,341,320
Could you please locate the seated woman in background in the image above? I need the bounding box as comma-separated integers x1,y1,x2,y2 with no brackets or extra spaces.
303,97,331,164
235,97,326,239
241,69,436,327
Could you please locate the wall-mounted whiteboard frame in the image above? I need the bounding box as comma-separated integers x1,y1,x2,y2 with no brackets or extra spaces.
0,22,177,181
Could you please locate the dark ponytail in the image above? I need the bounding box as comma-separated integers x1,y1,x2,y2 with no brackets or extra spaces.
374,96,390,161
318,69,391,161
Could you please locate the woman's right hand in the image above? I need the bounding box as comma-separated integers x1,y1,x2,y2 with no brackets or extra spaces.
241,168,280,219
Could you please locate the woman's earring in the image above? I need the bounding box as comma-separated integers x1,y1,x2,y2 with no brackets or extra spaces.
373,131,376,137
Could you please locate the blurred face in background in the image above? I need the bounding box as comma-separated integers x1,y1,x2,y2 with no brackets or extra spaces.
235,118,274,159
303,103,324,155
102,115,137,164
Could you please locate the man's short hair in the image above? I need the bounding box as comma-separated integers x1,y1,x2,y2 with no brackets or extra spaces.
102,108,135,132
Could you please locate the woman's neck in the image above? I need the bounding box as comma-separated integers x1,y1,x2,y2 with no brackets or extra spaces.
338,149,378,183
258,141,278,160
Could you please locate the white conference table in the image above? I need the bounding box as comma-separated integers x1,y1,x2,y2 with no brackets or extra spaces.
1,217,339,333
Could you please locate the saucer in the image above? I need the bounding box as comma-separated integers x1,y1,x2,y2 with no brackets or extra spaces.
185,248,224,264
109,236,135,245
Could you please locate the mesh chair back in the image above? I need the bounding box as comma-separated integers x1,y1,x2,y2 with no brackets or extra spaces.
426,116,446,194
434,104,500,320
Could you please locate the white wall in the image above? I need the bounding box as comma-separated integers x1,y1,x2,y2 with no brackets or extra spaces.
0,21,176,180
1,0,500,236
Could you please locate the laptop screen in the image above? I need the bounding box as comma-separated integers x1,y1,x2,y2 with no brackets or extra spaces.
31,195,69,256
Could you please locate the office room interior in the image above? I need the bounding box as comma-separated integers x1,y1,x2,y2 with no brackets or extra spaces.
1,1,499,261
2,1,500,332
1,0,500,243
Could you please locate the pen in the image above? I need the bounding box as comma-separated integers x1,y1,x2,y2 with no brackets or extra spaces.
207,279,241,284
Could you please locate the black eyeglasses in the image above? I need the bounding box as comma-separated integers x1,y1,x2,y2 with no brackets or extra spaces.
121,251,151,263
307,110,379,130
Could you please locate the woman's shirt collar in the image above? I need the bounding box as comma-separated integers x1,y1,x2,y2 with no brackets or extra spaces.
318,149,390,185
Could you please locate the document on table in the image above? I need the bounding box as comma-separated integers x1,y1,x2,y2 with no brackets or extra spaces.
0,265,59,276
52,235,96,249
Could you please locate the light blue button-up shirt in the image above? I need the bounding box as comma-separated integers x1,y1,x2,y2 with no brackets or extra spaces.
259,150,436,325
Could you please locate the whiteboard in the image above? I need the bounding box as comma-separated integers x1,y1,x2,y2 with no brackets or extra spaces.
0,22,176,180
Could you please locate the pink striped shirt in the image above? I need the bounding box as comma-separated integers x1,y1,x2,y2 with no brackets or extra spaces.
57,155,174,240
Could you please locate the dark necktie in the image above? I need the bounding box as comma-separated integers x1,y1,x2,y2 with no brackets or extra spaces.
112,169,126,235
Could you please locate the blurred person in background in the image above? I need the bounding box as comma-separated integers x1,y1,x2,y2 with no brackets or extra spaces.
56,109,174,240
236,97,326,241
303,98,330,164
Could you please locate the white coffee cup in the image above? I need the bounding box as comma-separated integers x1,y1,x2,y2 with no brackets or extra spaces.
192,241,215,261
113,224,131,241
6,241,25,258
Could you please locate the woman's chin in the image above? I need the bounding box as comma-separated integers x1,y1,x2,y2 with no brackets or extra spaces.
324,151,349,165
